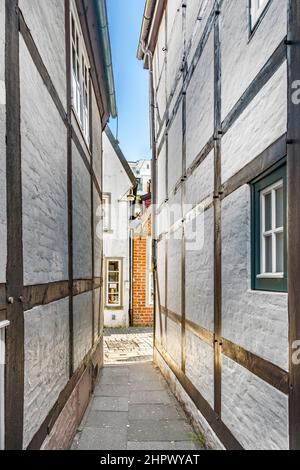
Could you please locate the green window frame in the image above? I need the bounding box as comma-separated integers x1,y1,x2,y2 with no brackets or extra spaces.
251,161,287,292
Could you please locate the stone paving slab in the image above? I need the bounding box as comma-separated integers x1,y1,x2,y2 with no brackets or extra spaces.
72,329,199,451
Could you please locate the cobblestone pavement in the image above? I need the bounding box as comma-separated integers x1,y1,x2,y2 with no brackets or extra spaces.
104,327,153,365
71,363,199,451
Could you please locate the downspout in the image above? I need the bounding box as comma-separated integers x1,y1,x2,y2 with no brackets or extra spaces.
142,43,157,345
94,0,117,118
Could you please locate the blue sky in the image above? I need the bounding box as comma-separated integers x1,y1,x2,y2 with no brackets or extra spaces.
107,0,150,162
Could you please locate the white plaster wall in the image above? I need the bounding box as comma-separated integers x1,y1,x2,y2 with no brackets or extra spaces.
19,0,67,108
0,0,6,283
157,238,166,309
168,106,182,192
221,0,287,120
222,356,289,450
166,0,182,98
186,31,214,168
155,310,165,348
184,150,214,209
94,287,101,342
222,185,288,371
92,89,102,186
186,332,214,408
166,318,181,368
94,189,102,278
167,228,182,315
20,39,68,285
156,66,166,127
185,208,214,332
72,142,92,280
23,298,69,449
222,62,287,184
103,133,132,328
73,291,93,371
157,143,167,207
186,0,214,68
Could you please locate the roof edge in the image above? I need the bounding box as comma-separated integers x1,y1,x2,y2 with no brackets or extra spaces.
104,127,137,189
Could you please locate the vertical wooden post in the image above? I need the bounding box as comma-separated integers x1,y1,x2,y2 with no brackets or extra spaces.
65,0,74,378
287,0,300,451
213,4,222,417
5,0,24,450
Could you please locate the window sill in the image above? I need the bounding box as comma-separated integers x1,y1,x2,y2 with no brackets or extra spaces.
256,273,284,279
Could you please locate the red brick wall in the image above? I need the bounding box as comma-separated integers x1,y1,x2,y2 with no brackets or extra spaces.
132,216,154,327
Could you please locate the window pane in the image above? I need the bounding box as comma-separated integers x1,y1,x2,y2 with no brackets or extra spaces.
276,232,284,273
109,261,119,273
109,272,119,282
276,186,284,228
265,235,272,273
264,192,272,231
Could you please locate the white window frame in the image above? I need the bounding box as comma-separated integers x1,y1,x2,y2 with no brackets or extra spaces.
250,0,269,30
257,179,284,279
102,193,111,232
0,321,9,450
70,1,90,144
106,259,122,308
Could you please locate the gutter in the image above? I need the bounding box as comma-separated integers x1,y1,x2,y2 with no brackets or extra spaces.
137,0,156,61
94,0,117,118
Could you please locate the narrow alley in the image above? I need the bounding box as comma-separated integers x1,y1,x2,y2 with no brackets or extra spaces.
72,329,200,451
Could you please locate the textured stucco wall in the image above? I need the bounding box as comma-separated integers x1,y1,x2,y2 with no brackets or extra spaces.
23,298,69,449
166,0,182,99
166,318,182,368
184,150,214,209
20,38,68,286
222,356,289,450
186,31,214,168
157,144,167,207
186,332,214,409
92,89,102,186
167,229,182,315
221,0,287,120
73,291,93,371
185,208,214,332
186,0,214,67
168,106,182,191
19,0,67,108
0,0,6,283
222,185,288,371
72,142,92,280
103,132,131,327
222,62,287,184
94,189,102,278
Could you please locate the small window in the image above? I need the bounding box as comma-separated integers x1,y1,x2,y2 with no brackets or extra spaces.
102,193,111,232
106,259,122,308
137,178,143,192
250,0,270,31
70,4,90,144
252,164,287,292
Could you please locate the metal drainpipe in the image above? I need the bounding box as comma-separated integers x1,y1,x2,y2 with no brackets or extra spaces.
142,43,157,347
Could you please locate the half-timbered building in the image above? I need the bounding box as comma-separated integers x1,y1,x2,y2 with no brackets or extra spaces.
0,0,116,449
138,0,300,450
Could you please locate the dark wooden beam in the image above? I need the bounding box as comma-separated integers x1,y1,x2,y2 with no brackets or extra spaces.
213,5,222,418
222,338,289,396
186,319,214,347
287,0,300,450
23,282,69,312
5,0,24,450
0,284,6,312
65,0,74,379
155,343,243,450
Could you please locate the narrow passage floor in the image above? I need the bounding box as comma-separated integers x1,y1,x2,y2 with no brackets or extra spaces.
71,329,199,451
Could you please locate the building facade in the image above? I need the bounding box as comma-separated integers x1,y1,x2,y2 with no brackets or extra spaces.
132,193,154,327
129,159,152,195
138,0,300,450
0,0,116,449
103,127,137,328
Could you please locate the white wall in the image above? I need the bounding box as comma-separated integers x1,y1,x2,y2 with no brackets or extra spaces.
103,132,132,327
